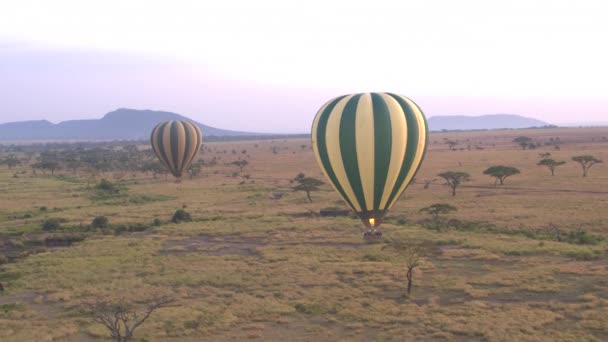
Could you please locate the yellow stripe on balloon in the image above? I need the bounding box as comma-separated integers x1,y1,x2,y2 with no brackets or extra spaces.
378,93,407,209
386,96,427,209
183,122,198,169
176,121,187,169
354,93,375,211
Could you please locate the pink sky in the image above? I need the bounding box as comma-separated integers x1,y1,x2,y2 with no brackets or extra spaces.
1,0,607,132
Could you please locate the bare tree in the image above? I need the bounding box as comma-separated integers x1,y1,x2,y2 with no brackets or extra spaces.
384,239,423,296
82,296,173,342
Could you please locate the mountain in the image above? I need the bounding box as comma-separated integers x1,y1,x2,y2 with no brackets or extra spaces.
427,114,551,131
0,109,254,140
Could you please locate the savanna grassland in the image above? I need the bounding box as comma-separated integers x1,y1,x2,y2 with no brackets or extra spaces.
1,127,608,341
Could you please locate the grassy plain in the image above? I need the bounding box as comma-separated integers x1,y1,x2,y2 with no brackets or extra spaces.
1,127,608,341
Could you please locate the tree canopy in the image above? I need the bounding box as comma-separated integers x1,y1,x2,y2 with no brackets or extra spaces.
437,171,471,196
537,158,566,176
483,165,520,185
572,155,602,177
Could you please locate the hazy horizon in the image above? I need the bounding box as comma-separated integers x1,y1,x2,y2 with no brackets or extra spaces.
1,0,607,132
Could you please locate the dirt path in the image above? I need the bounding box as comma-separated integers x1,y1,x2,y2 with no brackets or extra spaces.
161,233,369,256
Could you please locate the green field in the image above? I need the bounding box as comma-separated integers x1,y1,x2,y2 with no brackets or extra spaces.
1,127,608,341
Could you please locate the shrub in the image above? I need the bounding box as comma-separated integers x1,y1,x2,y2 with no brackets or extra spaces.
153,218,162,226
42,219,62,231
96,179,119,193
172,209,192,223
91,216,109,228
562,230,602,245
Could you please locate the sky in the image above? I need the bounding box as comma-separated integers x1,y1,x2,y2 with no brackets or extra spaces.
1,0,607,132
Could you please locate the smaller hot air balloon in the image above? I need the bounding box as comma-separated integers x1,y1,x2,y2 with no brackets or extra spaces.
150,120,203,180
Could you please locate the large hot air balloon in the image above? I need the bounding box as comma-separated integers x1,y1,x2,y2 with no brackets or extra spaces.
150,120,203,179
311,93,428,234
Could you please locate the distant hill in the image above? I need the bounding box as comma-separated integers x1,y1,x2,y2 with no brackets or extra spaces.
0,109,254,140
427,114,552,131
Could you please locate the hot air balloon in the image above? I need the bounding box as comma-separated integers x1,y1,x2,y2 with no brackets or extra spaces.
150,120,203,180
311,93,428,236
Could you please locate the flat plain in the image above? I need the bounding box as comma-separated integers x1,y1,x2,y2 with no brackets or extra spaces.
1,127,607,341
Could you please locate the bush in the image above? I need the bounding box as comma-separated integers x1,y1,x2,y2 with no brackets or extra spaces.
39,206,47,212
153,218,162,226
96,179,119,193
91,216,109,228
562,231,602,245
113,223,149,235
42,219,62,231
172,209,192,223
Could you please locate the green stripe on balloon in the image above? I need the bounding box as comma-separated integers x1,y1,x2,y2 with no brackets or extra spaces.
339,94,367,213
371,92,392,213
314,96,358,212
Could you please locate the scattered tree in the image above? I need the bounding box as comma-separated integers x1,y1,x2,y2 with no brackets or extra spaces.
32,161,60,176
2,155,20,169
437,171,471,196
513,136,533,150
483,165,521,185
444,140,458,151
292,173,324,203
572,155,603,177
419,203,457,231
82,297,173,342
538,152,551,159
537,158,566,176
230,160,249,172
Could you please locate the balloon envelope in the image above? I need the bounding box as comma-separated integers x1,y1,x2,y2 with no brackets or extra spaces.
150,120,203,178
311,93,428,228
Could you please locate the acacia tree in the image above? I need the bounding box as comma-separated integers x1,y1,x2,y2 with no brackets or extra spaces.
292,172,324,203
2,155,20,169
420,203,457,231
483,165,520,185
231,159,249,172
437,171,471,196
537,158,566,176
538,152,551,159
444,140,458,151
572,155,602,177
513,136,533,150
32,161,60,176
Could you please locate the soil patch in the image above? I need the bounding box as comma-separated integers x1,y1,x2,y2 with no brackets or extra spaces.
161,234,369,256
